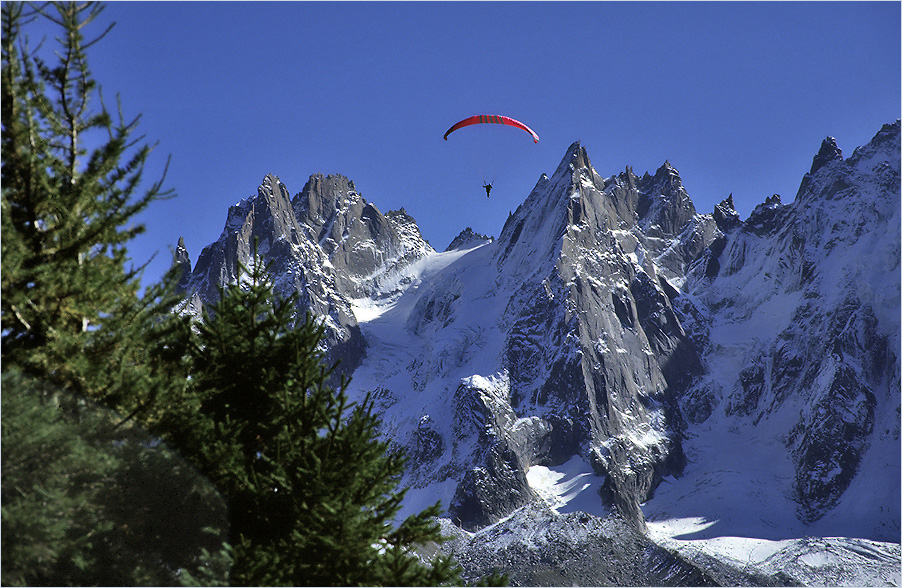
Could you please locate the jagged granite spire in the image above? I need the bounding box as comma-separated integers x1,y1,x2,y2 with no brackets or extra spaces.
712,193,741,231
637,160,697,237
174,236,192,291
179,172,437,375
809,136,843,175
430,140,705,529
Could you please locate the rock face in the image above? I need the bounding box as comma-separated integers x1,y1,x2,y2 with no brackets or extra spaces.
177,173,434,372
482,142,705,529
175,121,900,585
682,121,901,524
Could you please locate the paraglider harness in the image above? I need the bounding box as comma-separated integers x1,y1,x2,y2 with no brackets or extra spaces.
483,182,493,198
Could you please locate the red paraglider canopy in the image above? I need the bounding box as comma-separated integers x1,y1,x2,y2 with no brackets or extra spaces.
444,114,539,143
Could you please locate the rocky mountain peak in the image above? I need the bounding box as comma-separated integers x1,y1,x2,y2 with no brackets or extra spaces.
798,120,900,208
291,173,358,233
384,208,434,259
188,175,318,300
868,119,901,152
712,193,742,231
742,193,786,235
846,119,900,171
759,193,783,208
175,235,189,260
174,236,192,291
647,160,685,192
494,140,613,280
809,136,844,175
259,173,290,199
568,141,593,175
537,141,605,198
388,206,411,220
445,227,493,252
552,141,589,179
254,174,301,233
449,140,702,531
637,160,696,236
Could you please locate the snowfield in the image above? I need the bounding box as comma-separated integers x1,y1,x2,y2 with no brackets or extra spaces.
644,423,901,586
526,456,608,517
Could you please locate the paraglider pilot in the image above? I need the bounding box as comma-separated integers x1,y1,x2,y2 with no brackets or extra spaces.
483,182,493,198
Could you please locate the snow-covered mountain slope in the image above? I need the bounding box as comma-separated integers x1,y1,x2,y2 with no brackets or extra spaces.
344,140,712,533
664,122,899,528
640,121,901,585
175,120,900,585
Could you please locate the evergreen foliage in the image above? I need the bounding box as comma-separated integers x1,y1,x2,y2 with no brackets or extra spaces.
1,3,503,585
1,1,174,412
1,368,229,586
2,3,227,584
1,369,118,585
154,255,488,586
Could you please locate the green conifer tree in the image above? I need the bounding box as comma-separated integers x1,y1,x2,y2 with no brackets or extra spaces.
1,1,174,413
1,368,230,586
154,254,494,586
2,3,229,584
2,4,504,585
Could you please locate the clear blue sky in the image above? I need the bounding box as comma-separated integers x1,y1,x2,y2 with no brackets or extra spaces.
27,2,901,285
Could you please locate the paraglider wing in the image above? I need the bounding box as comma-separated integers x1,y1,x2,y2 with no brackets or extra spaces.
443,114,539,143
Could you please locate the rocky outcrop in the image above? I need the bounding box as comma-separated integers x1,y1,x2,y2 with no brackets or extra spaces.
177,173,434,373
445,227,493,252
437,504,724,586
